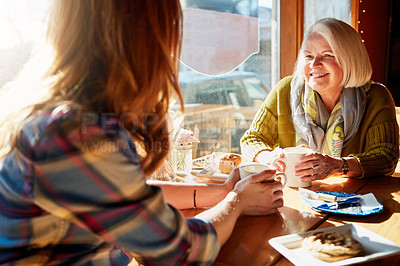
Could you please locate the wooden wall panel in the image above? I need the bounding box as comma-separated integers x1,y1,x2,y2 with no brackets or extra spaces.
280,0,303,78
358,0,390,84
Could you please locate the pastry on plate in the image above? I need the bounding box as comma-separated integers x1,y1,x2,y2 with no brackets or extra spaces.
302,231,363,262
218,154,242,174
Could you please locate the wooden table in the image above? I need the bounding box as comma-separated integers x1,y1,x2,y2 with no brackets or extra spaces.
181,175,400,265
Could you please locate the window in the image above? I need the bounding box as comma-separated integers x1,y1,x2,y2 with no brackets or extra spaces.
243,77,268,103
304,0,351,30
0,0,49,87
178,0,275,157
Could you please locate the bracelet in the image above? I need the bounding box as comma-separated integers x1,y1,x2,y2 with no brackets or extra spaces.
193,189,197,209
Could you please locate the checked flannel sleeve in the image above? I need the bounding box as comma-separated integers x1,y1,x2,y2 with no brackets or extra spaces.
0,106,219,265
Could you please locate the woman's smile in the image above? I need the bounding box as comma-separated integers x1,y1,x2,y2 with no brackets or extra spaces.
310,72,328,78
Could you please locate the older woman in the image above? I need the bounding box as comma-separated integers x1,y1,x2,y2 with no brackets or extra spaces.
241,18,399,181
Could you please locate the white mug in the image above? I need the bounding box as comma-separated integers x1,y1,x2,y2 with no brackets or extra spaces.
239,163,287,186
271,147,313,187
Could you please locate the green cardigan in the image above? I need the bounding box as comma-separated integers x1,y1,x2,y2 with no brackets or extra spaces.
241,76,399,178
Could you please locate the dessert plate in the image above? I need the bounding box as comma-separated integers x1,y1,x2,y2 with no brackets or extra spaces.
269,224,400,265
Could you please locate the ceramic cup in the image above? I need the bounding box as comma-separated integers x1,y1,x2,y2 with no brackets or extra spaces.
239,163,287,186
271,147,314,187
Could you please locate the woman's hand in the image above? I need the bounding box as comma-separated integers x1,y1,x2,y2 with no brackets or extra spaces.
256,148,285,170
196,168,284,246
257,145,308,172
232,168,284,216
294,152,342,181
223,168,241,192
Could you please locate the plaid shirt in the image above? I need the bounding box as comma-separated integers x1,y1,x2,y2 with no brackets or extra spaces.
0,106,219,265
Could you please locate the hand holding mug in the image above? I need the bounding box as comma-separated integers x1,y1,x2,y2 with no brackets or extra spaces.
233,164,284,215
271,147,314,187
239,163,287,186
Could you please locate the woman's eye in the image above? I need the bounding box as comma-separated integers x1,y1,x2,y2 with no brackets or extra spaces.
323,54,334,58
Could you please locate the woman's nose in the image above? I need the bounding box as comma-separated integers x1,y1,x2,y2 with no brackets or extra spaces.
310,57,322,68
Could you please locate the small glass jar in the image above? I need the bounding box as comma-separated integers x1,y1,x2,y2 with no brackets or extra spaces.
172,143,193,177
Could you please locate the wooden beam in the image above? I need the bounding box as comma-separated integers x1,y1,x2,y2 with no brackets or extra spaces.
280,0,304,78
351,0,360,31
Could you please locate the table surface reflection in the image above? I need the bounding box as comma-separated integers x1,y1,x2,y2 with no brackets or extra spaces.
181,175,400,265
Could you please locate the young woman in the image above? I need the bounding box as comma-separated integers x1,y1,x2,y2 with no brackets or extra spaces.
0,1,283,265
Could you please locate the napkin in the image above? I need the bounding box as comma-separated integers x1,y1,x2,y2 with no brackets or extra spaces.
361,193,383,212
299,188,382,214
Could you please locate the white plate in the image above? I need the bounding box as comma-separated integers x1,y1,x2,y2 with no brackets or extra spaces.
206,172,229,182
269,224,400,265
192,172,229,182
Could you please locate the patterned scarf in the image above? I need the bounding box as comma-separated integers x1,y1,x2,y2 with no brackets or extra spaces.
290,75,369,157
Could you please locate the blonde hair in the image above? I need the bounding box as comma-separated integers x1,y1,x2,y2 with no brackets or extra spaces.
0,0,183,175
294,18,372,88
